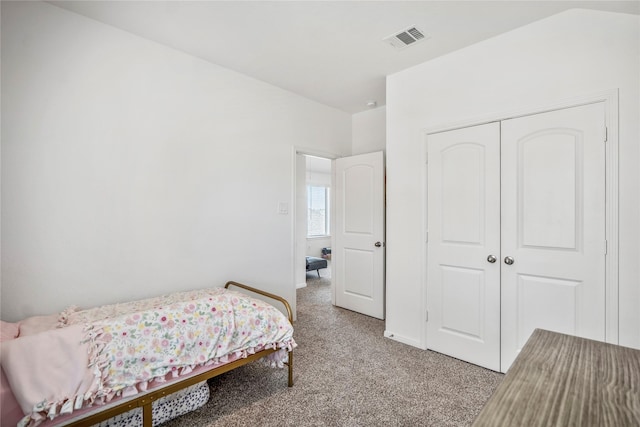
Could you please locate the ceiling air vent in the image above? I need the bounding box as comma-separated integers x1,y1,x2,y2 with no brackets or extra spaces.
384,26,428,50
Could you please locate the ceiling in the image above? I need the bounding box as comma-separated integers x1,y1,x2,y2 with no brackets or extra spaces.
49,1,639,114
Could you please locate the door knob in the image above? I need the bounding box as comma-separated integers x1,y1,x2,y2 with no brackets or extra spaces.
504,256,515,265
374,241,383,247
487,255,497,263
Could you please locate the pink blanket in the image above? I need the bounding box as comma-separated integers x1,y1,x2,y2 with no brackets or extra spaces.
0,325,99,426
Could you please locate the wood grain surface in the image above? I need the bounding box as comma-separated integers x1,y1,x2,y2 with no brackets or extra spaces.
472,329,640,426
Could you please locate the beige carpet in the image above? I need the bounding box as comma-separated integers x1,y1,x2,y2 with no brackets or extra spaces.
161,274,503,427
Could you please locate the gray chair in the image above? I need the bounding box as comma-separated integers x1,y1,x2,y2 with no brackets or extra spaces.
306,256,328,276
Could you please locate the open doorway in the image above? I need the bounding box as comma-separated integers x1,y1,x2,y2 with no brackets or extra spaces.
295,153,332,290
305,155,332,282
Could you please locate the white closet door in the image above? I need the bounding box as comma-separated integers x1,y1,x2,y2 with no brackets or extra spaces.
426,122,501,371
500,102,606,371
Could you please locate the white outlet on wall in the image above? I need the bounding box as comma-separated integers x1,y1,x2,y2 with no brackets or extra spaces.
278,202,288,215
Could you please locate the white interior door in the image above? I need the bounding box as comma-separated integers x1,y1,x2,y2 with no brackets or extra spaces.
500,102,606,371
426,122,501,371
334,151,385,319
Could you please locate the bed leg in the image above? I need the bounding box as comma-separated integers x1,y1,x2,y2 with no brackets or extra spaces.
142,402,153,427
287,350,294,387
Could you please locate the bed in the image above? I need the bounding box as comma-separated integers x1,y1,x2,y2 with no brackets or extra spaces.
0,281,296,427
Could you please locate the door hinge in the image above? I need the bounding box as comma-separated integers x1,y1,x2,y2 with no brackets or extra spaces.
605,126,608,143
426,310,429,322
425,231,428,243
605,239,608,255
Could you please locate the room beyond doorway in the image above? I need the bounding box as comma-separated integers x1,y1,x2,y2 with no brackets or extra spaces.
306,258,331,283
304,155,332,280
294,150,335,317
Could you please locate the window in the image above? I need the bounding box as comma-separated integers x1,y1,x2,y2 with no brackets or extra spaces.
307,185,330,237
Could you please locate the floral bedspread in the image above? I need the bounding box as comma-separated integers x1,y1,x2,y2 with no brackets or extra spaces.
6,287,296,427
73,287,296,396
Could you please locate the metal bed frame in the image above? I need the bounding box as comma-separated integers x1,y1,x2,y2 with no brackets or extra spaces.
60,281,294,427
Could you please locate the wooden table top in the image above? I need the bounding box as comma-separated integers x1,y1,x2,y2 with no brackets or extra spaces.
472,329,640,426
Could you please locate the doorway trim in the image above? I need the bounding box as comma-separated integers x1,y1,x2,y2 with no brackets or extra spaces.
422,89,619,348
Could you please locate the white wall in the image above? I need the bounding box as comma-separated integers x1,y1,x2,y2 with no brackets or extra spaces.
386,9,640,349
0,1,351,321
352,106,386,155
306,170,332,187
306,237,331,259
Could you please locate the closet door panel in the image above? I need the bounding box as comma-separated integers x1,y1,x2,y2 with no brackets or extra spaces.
426,122,501,371
516,274,581,349
500,103,606,371
520,133,579,249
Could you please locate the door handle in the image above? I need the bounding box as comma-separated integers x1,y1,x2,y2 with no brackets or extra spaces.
374,241,383,247
487,255,497,263
504,256,515,265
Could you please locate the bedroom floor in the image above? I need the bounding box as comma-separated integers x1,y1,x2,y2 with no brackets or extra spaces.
160,275,503,426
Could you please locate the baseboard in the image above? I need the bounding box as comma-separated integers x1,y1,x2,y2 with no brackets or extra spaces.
296,282,307,289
